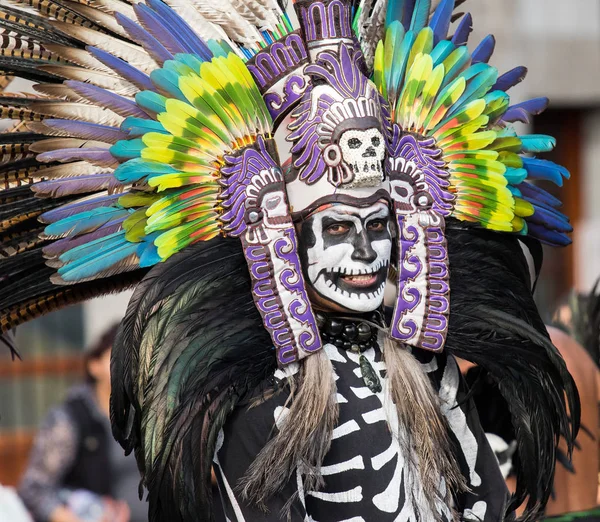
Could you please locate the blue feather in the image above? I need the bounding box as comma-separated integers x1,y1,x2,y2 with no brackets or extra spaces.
139,240,162,267
451,13,472,46
517,182,562,208
522,157,570,186
110,139,146,161
386,0,406,28
471,34,496,64
409,0,431,33
429,0,454,44
115,158,178,184
520,134,556,154
135,91,167,115
146,0,212,60
122,117,167,137
492,66,528,92
502,97,549,124
89,47,153,91
115,12,173,65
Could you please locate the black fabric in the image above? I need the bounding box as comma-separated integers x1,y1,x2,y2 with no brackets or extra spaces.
215,346,510,521
62,395,112,496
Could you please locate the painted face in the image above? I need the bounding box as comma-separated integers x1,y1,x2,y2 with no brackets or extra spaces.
299,202,392,312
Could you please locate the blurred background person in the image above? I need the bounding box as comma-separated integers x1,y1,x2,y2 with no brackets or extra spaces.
18,324,147,522
544,326,599,520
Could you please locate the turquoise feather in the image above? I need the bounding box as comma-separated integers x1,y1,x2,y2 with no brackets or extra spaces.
504,168,528,185
174,53,205,74
115,158,179,184
57,237,141,282
122,117,168,137
386,0,406,28
520,135,557,153
410,0,431,33
447,64,499,117
45,207,131,238
150,69,187,102
430,40,455,67
110,139,146,160
136,91,168,115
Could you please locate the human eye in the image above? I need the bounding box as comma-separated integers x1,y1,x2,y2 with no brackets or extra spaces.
367,219,386,232
325,222,351,235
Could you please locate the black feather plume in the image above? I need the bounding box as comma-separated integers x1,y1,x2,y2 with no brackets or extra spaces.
111,238,275,522
443,220,579,521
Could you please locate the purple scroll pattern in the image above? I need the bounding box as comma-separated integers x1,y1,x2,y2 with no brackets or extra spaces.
390,213,450,352
247,32,310,126
387,131,452,352
221,137,321,365
242,227,321,366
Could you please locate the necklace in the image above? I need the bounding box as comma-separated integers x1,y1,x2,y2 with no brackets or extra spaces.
316,311,383,393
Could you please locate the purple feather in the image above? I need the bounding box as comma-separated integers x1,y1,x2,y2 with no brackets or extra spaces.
527,204,571,233
116,12,173,66
134,3,187,56
471,34,496,64
32,174,117,198
402,0,416,31
89,47,154,92
492,66,528,92
429,0,455,44
37,148,118,167
65,81,148,120
502,97,549,124
526,222,572,247
517,182,562,208
30,120,128,144
40,193,123,223
451,13,472,46
42,218,126,260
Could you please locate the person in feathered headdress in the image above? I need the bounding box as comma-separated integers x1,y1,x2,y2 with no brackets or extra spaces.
0,0,578,520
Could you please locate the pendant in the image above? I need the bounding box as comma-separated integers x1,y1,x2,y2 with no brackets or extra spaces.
359,354,382,393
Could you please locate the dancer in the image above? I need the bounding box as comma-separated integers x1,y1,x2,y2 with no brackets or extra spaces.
0,0,578,520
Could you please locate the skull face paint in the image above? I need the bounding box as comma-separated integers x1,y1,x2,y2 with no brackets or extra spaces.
298,202,392,312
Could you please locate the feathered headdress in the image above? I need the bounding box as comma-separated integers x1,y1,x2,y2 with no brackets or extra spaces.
0,0,578,520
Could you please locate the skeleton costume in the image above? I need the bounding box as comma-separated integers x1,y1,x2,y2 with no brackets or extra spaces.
0,0,579,521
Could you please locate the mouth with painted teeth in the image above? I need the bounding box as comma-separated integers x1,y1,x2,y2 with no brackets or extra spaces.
320,260,389,298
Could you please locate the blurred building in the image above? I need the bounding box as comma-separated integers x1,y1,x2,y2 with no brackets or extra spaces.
1,0,600,485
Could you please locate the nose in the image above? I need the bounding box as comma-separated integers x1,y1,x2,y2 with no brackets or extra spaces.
351,229,377,264
362,146,377,158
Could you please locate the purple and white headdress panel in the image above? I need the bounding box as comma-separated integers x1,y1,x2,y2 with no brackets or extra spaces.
387,131,451,352
287,0,389,215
